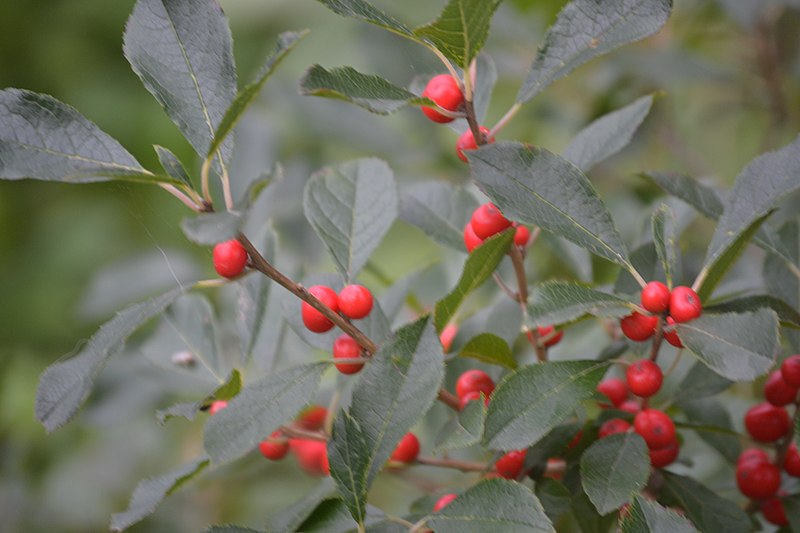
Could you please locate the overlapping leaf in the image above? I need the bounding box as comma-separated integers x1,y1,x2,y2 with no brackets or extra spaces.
651,204,681,288
581,432,649,514
620,495,699,533
399,181,478,251
527,281,637,326
434,396,486,453
314,0,415,40
459,333,516,369
660,472,750,533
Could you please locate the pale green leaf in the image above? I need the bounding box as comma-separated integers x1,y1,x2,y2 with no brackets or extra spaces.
399,181,478,251
314,0,416,40
434,396,486,453
459,333,516,369
527,281,637,326
581,432,649,514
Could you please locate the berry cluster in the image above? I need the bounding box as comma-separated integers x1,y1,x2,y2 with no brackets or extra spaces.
213,239,249,278
620,281,702,347
463,202,529,253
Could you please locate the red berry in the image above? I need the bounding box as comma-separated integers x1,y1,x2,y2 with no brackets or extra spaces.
599,418,631,438
649,439,679,468
764,370,798,406
259,431,289,461
495,449,526,479
514,225,530,247
781,355,800,388
421,74,464,123
537,325,563,347
738,448,770,467
669,286,702,323
626,360,663,398
433,493,458,512
745,403,791,442
337,285,373,319
463,222,484,253
641,281,670,314
440,323,458,352
333,334,364,375
619,400,641,414
455,370,495,399
597,378,628,407
784,443,800,477
470,203,512,239
391,432,420,464
213,239,248,278
761,496,789,526
633,409,676,450
209,400,228,416
620,312,658,342
736,460,781,500
301,285,339,333
296,405,327,431
456,126,495,163
289,439,330,476
662,316,683,348
458,390,489,410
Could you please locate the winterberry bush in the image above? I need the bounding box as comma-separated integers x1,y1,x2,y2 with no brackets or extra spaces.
2,0,800,532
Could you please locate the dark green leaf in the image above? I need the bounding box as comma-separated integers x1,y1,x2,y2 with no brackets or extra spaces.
660,472,750,533
264,479,337,533
765,219,800,351
676,310,778,381
434,395,486,453
295,498,393,533
784,493,800,533
314,0,415,40
673,362,733,400
541,233,593,282
571,488,617,533
527,281,637,326
563,94,655,172
470,142,633,271
154,145,192,187
414,0,502,68
426,478,554,533
399,181,478,251
621,494,699,533
580,432,649,514
517,0,672,103
203,362,328,463
651,204,681,289
484,360,611,450
615,242,660,295
679,399,740,463
35,288,183,432
328,413,372,523
205,527,263,533
535,478,573,524
110,457,209,531
705,295,800,329
304,158,398,280
459,333,516,369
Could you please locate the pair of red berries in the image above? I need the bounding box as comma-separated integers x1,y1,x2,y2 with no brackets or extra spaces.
213,239,249,278
259,405,328,463
455,369,495,410
463,203,529,253
301,284,374,333
596,378,638,413
620,282,702,345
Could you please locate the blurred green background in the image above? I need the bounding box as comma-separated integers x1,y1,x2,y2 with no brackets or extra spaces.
1,0,799,532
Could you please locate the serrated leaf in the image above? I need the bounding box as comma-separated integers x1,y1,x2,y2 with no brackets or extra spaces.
427,479,554,532
434,395,486,453
300,65,428,115
414,0,502,68
295,498,394,533
154,145,192,187
209,30,307,158
527,281,637,326
35,288,183,432
110,456,209,531
470,142,633,271
659,472,750,533
264,479,337,533
679,399,740,463
123,0,237,162
203,362,328,463
651,204,681,288
484,360,611,450
673,362,733,401
433,230,514,332
705,295,800,329
517,0,672,103
399,181,478,251
621,494,699,533
0,89,164,184
314,0,415,40
580,432,649,514
304,158,397,280
676,310,778,381
329,317,445,522
563,94,655,172
459,333,516,369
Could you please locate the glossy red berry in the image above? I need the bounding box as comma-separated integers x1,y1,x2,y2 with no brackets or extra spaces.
626,360,663,398
470,203,512,239
736,460,781,500
784,443,800,477
761,496,789,526
669,286,702,323
289,439,330,476
433,493,458,512
463,222,484,253
764,370,798,406
458,390,489,410
738,448,770,467
421,74,464,123
337,285,373,319
649,439,679,468
455,370,495,399
597,378,628,407
620,312,658,342
213,239,248,278
301,285,339,333
633,409,676,450
514,225,530,247
745,403,791,442
495,450,526,479
209,400,228,416
619,399,641,414
259,431,289,461
537,325,563,347
781,355,800,388
333,334,364,375
599,418,631,438
296,405,327,431
391,432,420,464
456,126,495,162
662,316,683,348
641,281,670,314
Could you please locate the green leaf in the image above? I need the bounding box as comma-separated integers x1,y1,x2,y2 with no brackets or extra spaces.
659,472,750,533
313,0,415,40
621,494,699,533
295,498,394,532
434,395,486,453
300,65,428,115
399,181,478,251
209,30,307,158
205,527,263,533
264,479,337,533
563,94,655,172
237,235,275,365
673,362,733,401
413,0,502,68
517,0,672,103
580,432,650,514
571,489,617,533
676,310,778,381
484,360,611,450
679,399,740,463
203,362,328,464
163,294,225,379
329,317,445,522
110,456,209,531
0,89,164,184
540,233,593,282
527,281,637,327
426,478,555,533
705,295,800,329
784,493,800,533
210,369,243,402
535,478,573,524
35,288,183,432
154,145,192,187
433,229,514,331
304,158,398,280
123,0,237,161
615,242,660,295
651,204,681,289
470,142,633,271
765,218,800,351
459,333,516,369
181,211,243,245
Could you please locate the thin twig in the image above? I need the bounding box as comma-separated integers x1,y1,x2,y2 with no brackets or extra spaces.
438,389,460,410
415,456,488,472
159,183,202,211
279,425,328,441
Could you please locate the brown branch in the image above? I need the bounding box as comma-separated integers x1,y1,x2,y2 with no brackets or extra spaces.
416,456,488,472
463,92,486,146
509,244,548,362
649,318,665,362
438,389,461,410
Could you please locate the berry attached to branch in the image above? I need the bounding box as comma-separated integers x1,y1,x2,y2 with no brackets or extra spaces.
301,285,339,333
456,126,495,162
421,74,464,124
337,284,373,319
332,334,364,375
669,286,702,323
213,239,248,278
